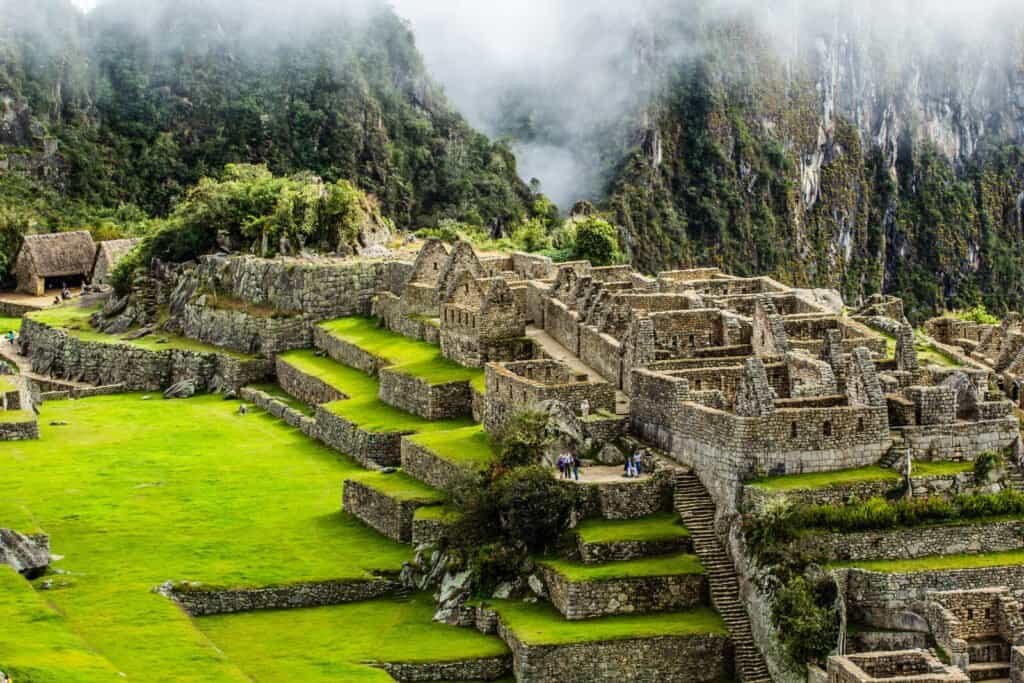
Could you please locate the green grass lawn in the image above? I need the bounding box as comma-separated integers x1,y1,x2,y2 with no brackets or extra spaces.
414,505,460,522
408,424,496,469
0,315,22,333
540,552,703,581
0,394,418,681
347,470,446,503
279,350,475,434
486,600,727,645
28,305,251,358
0,408,34,423
197,593,509,682
319,317,484,389
836,549,1024,573
0,565,122,682
575,513,689,545
749,465,900,492
912,460,974,477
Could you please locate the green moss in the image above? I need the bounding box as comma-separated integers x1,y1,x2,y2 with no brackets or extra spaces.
575,513,690,545
197,593,508,681
749,466,900,492
346,470,446,504
835,549,1024,573
540,552,703,582
408,425,495,469
0,394,412,680
485,600,727,646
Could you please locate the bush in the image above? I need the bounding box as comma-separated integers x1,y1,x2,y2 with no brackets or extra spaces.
953,305,1000,325
974,451,1006,481
572,216,621,266
773,576,839,666
510,218,551,252
492,466,576,553
496,409,552,470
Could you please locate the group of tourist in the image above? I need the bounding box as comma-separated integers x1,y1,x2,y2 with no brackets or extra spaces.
624,449,647,478
557,452,581,481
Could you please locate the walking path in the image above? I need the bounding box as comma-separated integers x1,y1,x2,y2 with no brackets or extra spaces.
526,326,630,414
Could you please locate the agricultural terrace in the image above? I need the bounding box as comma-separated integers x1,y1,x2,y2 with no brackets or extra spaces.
0,394,506,680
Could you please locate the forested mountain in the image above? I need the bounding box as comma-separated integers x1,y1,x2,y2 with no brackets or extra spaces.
0,0,541,278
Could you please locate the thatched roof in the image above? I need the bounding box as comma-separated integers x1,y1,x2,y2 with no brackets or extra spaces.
18,231,96,278
93,238,141,268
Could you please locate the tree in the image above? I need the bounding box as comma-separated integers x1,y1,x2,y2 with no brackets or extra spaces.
573,216,621,266
496,409,552,469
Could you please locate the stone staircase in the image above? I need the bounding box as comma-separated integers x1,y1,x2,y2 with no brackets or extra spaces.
673,471,772,683
1005,459,1024,492
880,431,909,470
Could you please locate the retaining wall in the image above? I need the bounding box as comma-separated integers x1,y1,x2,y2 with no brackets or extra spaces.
313,325,387,376
168,578,399,616
401,439,472,492
275,357,346,406
342,479,436,543
576,534,692,564
315,407,404,468
0,417,38,440
379,656,512,682
539,565,707,620
379,368,473,420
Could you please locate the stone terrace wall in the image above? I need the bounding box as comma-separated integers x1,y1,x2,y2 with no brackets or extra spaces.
576,534,691,564
20,318,272,393
401,438,470,491
579,325,623,388
495,619,733,683
342,479,433,543
538,565,707,620
372,292,442,344
314,407,404,468
0,418,38,441
168,578,399,616
574,470,675,520
902,417,1020,461
378,368,472,420
798,520,1024,563
275,357,346,406
380,657,512,682
313,325,386,376
742,478,905,512
178,302,310,355
838,564,1024,630
544,298,581,354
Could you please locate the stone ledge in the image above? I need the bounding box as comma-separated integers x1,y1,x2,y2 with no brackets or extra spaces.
0,416,39,441
574,469,675,521
401,438,471,492
276,356,347,406
576,535,692,564
379,368,473,421
378,655,512,682
538,564,708,620
315,407,405,468
342,479,438,543
314,325,387,377
164,578,399,616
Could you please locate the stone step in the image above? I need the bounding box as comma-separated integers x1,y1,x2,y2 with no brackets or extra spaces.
967,662,1010,682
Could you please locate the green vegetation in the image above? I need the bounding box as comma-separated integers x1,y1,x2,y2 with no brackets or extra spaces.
0,376,17,393
409,425,496,469
914,331,961,367
947,305,1000,325
28,305,251,358
540,552,703,581
772,575,839,667
277,350,474,434
837,549,1024,573
0,566,121,682
486,600,727,645
570,215,622,266
495,408,553,469
750,466,900,491
0,409,34,424
0,316,22,333
197,594,509,681
413,505,461,522
0,394,414,680
347,470,446,504
913,460,975,477
576,513,690,545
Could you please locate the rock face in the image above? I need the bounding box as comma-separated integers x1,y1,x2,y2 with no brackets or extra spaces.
0,530,50,579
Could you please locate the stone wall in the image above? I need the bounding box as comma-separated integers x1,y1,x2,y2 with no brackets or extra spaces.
579,325,623,388
400,438,473,492
379,656,512,682
20,317,272,393
742,478,905,512
0,417,38,441
574,469,675,520
575,534,691,564
798,520,1024,563
315,407,404,468
544,298,581,355
378,368,472,420
838,564,1024,630
275,357,346,406
177,301,310,355
539,565,707,620
168,578,399,616
313,325,386,376
902,417,1020,461
240,387,315,434
342,478,435,543
494,617,733,683
372,292,442,344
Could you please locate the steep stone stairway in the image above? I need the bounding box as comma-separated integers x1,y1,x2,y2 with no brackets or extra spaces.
673,471,772,683
879,431,909,469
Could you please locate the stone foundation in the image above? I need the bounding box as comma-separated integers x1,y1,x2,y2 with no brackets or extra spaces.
379,368,473,420
167,578,399,616
539,564,707,620
342,479,437,543
315,407,404,468
902,417,1020,461
177,302,311,355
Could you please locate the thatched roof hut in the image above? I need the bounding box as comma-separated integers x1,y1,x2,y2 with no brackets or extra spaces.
91,238,141,285
14,231,97,296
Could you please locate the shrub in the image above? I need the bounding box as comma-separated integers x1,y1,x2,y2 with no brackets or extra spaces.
510,218,551,252
773,576,839,666
952,305,999,325
496,409,552,470
572,216,621,266
974,451,1006,481
492,466,576,553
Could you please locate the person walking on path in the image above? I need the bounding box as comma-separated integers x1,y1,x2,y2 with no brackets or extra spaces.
634,450,644,477
557,454,567,479
571,454,580,481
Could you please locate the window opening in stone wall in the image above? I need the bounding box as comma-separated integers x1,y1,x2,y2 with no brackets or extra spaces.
822,421,832,437
790,422,797,438
968,608,975,620
857,416,864,433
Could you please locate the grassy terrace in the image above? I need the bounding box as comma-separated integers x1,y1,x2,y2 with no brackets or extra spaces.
249,382,316,416
319,316,485,392
280,350,474,433
0,394,480,680
28,305,251,358
0,315,22,333
0,408,34,423
486,599,727,645
347,470,446,503
750,466,900,491
540,552,703,581
575,513,690,545
912,460,974,476
835,549,1024,574
0,566,121,682
408,424,496,469
198,594,510,682
414,504,460,522
0,375,17,393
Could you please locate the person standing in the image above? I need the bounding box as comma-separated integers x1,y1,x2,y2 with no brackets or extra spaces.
634,450,644,477
571,454,580,481
580,399,590,419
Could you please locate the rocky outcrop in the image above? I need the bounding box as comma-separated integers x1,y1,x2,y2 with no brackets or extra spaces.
0,530,49,579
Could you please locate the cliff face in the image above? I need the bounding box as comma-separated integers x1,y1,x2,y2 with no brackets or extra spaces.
607,2,1024,320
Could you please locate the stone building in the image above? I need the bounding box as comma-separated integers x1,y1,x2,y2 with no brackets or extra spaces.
439,271,530,367
14,231,96,295
827,650,969,683
90,238,141,286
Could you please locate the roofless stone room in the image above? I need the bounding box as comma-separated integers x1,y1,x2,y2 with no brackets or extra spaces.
2,0,1024,681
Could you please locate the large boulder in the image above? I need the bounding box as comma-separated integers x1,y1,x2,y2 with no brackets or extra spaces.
0,529,50,579
163,379,197,400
